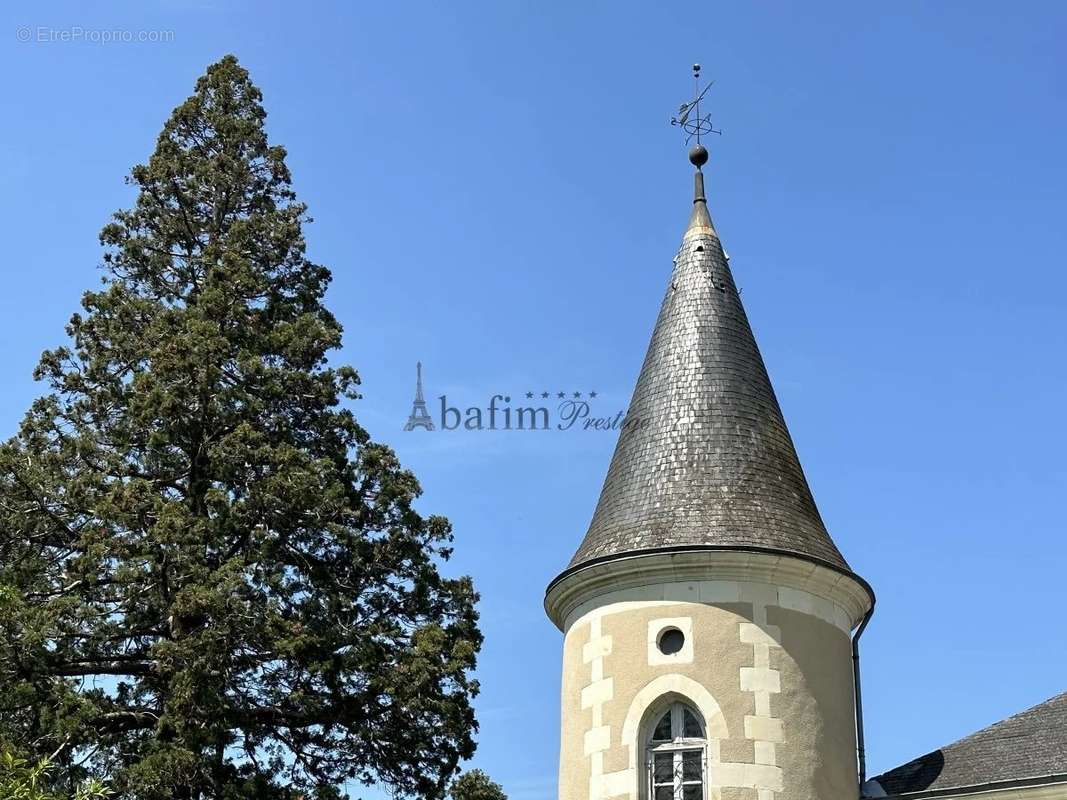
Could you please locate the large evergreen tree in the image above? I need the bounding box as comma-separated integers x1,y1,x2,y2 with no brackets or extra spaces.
0,55,481,800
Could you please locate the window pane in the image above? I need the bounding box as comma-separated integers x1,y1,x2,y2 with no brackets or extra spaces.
655,787,674,800
683,786,703,800
653,753,673,782
652,711,672,741
682,751,702,781
683,708,703,738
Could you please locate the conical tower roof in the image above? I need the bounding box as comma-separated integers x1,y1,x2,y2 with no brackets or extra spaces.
565,157,852,575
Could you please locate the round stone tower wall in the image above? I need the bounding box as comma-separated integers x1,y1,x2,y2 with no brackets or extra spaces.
548,552,872,800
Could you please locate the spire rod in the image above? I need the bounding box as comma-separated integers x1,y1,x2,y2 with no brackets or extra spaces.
692,63,703,147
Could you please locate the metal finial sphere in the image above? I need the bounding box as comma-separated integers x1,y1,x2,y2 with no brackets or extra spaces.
693,63,701,73
689,144,709,168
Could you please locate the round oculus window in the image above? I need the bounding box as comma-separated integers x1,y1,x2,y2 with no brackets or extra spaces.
657,627,685,655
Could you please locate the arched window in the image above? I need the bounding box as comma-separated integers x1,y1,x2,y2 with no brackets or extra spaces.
646,701,706,800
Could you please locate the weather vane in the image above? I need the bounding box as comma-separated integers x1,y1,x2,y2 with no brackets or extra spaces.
671,64,722,146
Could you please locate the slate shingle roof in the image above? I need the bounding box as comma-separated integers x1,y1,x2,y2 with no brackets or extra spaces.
872,691,1067,796
565,170,853,575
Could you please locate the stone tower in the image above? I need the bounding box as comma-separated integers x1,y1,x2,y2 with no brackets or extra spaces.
545,145,874,800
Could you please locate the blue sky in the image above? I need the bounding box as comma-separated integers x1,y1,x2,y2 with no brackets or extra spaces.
2,1,1066,797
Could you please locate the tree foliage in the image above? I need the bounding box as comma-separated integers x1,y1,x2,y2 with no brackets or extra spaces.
0,750,110,800
0,55,481,800
449,770,507,800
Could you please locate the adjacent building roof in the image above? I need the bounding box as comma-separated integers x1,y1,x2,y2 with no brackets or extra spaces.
871,691,1067,797
562,166,854,577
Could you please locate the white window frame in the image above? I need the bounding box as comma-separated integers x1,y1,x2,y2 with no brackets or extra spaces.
645,702,708,800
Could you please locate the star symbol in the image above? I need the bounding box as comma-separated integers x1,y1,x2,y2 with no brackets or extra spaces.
526,391,534,399
589,390,598,398
541,391,550,399
573,391,582,398
557,392,566,399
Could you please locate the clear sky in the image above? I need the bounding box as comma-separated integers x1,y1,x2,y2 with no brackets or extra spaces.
2,2,1066,798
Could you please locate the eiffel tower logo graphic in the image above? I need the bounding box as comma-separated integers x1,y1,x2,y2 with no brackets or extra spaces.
404,361,436,431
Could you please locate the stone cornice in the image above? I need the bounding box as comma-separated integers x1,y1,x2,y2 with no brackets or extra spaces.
544,547,874,632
